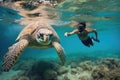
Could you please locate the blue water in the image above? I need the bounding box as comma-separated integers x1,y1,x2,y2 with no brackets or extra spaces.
0,5,120,61
0,1,120,80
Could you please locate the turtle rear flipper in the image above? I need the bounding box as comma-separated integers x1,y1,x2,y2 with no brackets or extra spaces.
52,42,66,65
2,39,29,72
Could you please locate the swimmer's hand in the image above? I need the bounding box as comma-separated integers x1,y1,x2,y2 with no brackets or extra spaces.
64,32,68,37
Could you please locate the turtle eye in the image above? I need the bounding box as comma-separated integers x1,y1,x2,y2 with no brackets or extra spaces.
49,34,53,37
49,34,53,39
40,33,43,37
37,33,43,39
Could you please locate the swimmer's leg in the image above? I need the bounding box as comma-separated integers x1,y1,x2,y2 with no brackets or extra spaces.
91,37,100,43
88,37,93,46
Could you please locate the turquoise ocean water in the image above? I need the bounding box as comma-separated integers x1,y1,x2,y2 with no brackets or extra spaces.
0,0,120,80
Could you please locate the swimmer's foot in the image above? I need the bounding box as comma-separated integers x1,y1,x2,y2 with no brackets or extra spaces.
95,39,100,43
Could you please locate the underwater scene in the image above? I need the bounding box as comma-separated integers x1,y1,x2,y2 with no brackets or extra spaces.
0,0,120,80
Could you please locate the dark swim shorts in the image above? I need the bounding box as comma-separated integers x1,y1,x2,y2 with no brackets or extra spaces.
81,37,93,46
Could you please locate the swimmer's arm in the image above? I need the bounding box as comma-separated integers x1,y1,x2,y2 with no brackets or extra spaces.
64,29,78,36
87,29,98,39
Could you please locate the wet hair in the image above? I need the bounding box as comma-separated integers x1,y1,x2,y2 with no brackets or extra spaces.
77,22,86,32
79,22,86,27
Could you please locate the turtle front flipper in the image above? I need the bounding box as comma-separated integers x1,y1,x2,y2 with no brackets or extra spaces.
52,42,66,65
2,39,29,72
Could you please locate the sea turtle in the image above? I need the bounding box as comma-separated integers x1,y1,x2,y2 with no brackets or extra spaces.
2,21,66,72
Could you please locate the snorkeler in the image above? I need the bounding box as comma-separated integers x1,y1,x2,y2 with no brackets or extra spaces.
64,21,100,47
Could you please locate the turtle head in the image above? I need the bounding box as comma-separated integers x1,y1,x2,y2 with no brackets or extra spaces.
36,28,53,45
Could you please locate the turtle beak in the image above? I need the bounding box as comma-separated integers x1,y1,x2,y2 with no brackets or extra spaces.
43,35,49,42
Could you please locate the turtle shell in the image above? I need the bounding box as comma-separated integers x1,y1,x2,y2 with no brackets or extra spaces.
16,21,60,42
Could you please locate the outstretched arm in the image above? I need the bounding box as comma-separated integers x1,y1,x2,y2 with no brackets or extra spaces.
2,39,29,72
64,29,78,37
